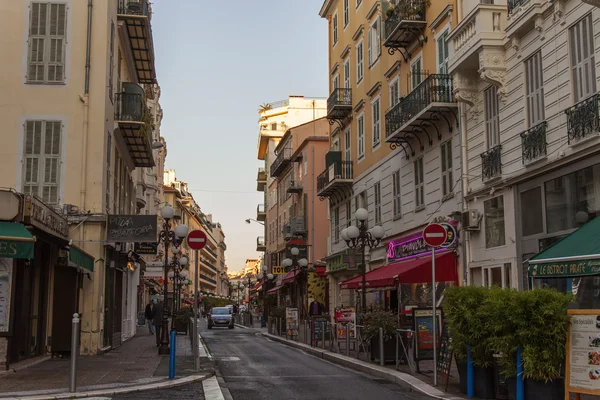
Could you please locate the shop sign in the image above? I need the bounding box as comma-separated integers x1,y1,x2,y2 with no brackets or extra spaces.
413,308,443,363
23,195,68,240
143,267,163,281
106,215,157,243
388,221,458,262
272,266,286,275
134,242,158,255
529,259,600,278
566,310,600,397
0,258,13,334
326,251,357,273
286,238,307,259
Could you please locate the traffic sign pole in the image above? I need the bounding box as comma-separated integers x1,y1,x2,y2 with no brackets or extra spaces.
187,230,207,372
432,246,437,387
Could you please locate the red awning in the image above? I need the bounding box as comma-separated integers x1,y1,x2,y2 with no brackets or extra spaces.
267,285,283,294
340,251,457,290
282,269,299,284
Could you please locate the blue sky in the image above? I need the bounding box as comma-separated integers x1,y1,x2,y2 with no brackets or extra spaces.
152,1,328,272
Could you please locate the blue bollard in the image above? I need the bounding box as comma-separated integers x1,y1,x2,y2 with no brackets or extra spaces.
169,330,176,379
516,348,524,400
467,345,474,397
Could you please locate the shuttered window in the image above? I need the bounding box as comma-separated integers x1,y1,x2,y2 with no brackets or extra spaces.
389,78,400,107
414,157,424,208
106,133,112,212
372,97,381,147
346,200,352,228
357,114,365,159
344,58,351,88
356,40,364,83
333,12,338,46
525,51,545,126
392,170,401,218
344,128,351,161
27,2,67,84
484,86,500,148
23,120,62,204
437,31,449,74
368,16,381,66
374,182,381,224
441,140,453,197
344,0,349,27
570,14,597,102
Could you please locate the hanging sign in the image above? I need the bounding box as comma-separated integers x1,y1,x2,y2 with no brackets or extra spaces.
106,215,158,242
134,242,158,255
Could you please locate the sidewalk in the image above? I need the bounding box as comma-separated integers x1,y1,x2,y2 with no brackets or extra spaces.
0,322,214,399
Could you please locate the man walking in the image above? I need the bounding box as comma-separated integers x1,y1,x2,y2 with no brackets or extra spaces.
145,300,154,334
152,295,164,347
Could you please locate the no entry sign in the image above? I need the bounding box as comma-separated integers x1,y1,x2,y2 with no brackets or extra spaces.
422,223,448,248
187,230,207,251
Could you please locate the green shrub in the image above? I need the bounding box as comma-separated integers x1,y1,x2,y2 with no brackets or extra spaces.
360,308,397,341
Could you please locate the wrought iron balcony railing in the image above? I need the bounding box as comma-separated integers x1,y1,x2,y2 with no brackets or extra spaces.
520,121,547,163
287,180,303,193
115,91,144,122
270,147,292,177
327,88,352,117
384,0,426,40
200,274,217,285
507,0,528,14
481,145,502,181
385,74,453,137
317,161,353,194
565,94,600,144
118,0,150,17
201,258,218,272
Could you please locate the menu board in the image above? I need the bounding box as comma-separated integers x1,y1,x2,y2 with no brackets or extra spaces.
567,310,600,396
312,316,331,342
286,307,298,337
413,308,443,362
436,323,453,391
0,259,13,333
335,307,356,339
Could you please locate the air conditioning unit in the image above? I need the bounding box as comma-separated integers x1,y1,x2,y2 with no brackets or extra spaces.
462,209,480,231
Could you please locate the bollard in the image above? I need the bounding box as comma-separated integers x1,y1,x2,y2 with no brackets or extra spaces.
379,327,385,366
69,313,79,393
169,330,176,379
345,324,350,357
467,345,474,397
516,348,524,400
322,322,326,350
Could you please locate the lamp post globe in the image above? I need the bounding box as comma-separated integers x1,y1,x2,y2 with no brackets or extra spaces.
346,225,360,240
371,225,385,239
267,273,274,280
174,224,189,239
171,246,180,255
355,208,368,222
341,228,350,242
160,205,174,220
298,258,308,267
290,247,300,256
179,256,188,267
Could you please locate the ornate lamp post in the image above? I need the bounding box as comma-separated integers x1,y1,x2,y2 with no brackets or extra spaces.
341,208,385,314
168,266,188,313
157,205,188,355
257,268,275,325
282,247,309,318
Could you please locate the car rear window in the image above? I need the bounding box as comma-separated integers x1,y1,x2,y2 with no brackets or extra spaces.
212,308,229,315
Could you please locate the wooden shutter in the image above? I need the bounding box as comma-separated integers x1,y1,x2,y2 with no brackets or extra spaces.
47,3,67,83
441,141,453,196
28,3,47,82
376,16,381,58
24,121,42,196
393,170,401,217
368,26,373,65
525,51,545,126
438,32,449,73
344,59,350,88
571,14,597,102
485,86,500,148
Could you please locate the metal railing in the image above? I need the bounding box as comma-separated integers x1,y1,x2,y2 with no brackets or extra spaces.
384,0,426,40
115,92,144,122
520,121,547,163
270,147,292,177
201,258,218,272
507,0,528,14
385,74,453,138
327,88,352,114
118,0,150,16
481,145,502,181
317,161,354,194
565,94,600,144
200,274,216,285
206,247,218,259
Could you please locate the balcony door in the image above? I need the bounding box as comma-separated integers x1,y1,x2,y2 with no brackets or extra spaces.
437,31,449,74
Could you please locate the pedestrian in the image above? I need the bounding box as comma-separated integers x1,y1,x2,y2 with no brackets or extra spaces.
152,295,164,347
145,300,155,335
308,298,324,316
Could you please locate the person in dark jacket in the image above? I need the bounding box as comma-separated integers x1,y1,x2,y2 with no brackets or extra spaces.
308,299,325,316
145,300,154,334
152,296,164,347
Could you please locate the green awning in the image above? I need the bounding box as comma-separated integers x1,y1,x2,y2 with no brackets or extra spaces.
0,221,35,259
529,217,600,278
69,246,94,273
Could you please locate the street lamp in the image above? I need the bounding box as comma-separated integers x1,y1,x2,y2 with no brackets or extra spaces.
157,205,188,355
341,208,385,314
282,248,309,319
245,218,265,226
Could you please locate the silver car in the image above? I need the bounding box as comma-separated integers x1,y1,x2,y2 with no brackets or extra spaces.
208,307,234,329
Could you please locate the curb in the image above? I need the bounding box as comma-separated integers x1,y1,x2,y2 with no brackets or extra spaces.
0,372,213,400
262,333,465,400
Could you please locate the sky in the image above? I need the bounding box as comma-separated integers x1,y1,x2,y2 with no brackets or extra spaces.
151,1,328,273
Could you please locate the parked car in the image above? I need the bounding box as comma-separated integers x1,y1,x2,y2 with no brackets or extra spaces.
208,307,234,329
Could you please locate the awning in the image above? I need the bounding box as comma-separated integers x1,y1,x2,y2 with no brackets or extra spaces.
0,221,35,259
267,285,283,294
69,246,95,273
529,217,600,278
282,269,299,284
340,251,457,290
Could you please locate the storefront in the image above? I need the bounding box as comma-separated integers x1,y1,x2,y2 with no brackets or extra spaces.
324,249,359,313
103,246,127,349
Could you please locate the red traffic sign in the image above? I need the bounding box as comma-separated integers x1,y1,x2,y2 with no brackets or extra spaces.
422,223,448,248
187,230,207,251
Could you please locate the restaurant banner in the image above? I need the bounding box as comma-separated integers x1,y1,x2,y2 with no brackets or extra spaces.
286,307,298,337
529,260,600,278
134,242,158,255
335,307,356,339
566,310,600,397
413,308,443,363
0,259,13,334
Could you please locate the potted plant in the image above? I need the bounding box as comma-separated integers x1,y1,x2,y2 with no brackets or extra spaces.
361,308,397,364
174,306,192,334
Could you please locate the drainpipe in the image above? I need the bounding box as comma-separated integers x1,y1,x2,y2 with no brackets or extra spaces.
459,102,470,286
311,146,315,266
80,0,93,214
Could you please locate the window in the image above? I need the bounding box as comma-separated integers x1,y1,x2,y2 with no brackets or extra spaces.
525,51,545,126
333,74,340,91
411,57,423,90
357,113,365,159
356,190,366,224
374,182,381,224
437,31,449,74
271,122,278,130
441,140,453,197
346,200,352,228
333,207,340,242
484,196,506,248
109,21,115,101
333,12,338,46
344,58,351,88
344,0,349,27
570,14,597,102
344,128,351,161
332,136,340,151
389,77,400,107
484,86,500,148
521,187,543,236
368,16,381,66
356,40,364,83
23,120,62,204
474,263,512,288
356,0,362,8
304,156,308,176
27,2,68,83
414,157,424,209
372,97,381,147
392,170,401,218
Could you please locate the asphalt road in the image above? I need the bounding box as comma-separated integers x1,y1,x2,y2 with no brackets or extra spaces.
109,382,205,399
201,320,431,400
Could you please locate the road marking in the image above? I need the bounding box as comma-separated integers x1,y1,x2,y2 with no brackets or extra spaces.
215,356,240,361
425,233,444,237
189,238,206,242
202,376,225,400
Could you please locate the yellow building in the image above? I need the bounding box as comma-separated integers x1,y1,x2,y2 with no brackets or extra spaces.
318,0,463,313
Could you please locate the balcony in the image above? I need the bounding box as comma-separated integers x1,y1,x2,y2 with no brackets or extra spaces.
114,83,154,167
385,74,457,147
135,184,146,209
256,236,266,252
383,0,427,57
327,88,352,123
256,204,266,222
447,3,507,76
117,0,156,84
203,246,218,262
201,258,218,273
257,167,267,191
565,94,600,144
283,217,306,238
317,160,353,199
582,0,600,7
520,121,547,164
200,274,217,286
287,180,303,194
270,147,292,177
481,145,502,181
506,0,547,38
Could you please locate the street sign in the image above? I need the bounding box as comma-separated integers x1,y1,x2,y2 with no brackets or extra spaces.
187,230,207,251
439,223,457,248
423,224,448,248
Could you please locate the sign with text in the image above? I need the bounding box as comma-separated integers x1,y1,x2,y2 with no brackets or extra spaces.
530,260,600,278
24,195,68,240
311,315,332,343
335,307,356,339
436,322,453,391
566,310,600,397
106,215,157,243
413,308,443,363
0,258,13,334
134,242,158,255
286,307,299,337
272,266,287,274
